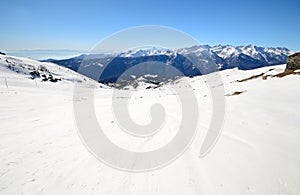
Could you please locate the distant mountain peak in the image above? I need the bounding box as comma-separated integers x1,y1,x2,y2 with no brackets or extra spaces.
46,44,293,84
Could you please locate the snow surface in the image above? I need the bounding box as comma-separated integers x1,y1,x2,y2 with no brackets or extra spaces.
0,54,300,194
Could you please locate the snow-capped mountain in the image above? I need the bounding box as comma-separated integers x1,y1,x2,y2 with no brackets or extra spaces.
118,47,173,58
45,44,294,85
210,44,293,69
114,45,293,66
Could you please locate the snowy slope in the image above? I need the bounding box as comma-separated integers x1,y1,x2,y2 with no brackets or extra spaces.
0,54,101,88
0,53,300,195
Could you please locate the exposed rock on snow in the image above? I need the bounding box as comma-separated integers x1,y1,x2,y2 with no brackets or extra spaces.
286,52,300,70
0,54,102,87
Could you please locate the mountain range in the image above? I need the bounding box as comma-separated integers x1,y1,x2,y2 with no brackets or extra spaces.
44,45,293,85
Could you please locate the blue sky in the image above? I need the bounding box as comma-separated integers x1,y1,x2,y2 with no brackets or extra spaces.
1,0,300,52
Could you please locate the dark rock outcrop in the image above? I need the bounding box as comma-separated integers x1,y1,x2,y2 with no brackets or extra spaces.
286,53,300,70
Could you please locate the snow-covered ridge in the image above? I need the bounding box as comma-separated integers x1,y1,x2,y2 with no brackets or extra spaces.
0,53,100,87
108,44,294,72
118,47,174,57
210,44,293,61
43,44,294,85
115,44,293,60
